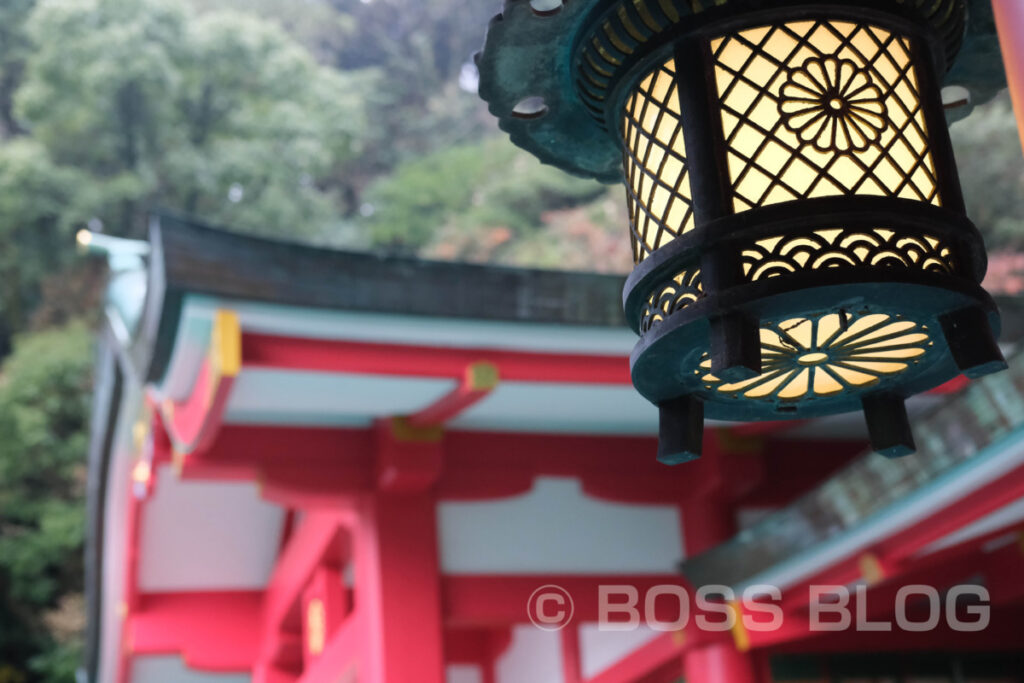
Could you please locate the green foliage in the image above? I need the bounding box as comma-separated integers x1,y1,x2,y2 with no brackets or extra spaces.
15,0,372,238
0,323,92,605
0,323,92,682
950,92,1024,248
28,641,81,683
0,0,36,137
0,140,84,341
187,0,356,64
362,137,608,251
318,0,497,170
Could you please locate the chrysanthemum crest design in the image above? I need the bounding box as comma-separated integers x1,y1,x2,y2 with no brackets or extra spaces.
700,313,931,402
779,56,887,153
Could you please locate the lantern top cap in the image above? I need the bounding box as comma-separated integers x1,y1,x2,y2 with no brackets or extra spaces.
477,0,970,182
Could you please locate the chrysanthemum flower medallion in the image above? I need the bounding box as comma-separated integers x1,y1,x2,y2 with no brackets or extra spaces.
780,56,887,153
700,312,931,401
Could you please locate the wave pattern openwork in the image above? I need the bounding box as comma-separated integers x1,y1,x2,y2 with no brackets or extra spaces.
640,270,703,332
699,312,933,401
743,228,956,280
637,228,955,333
622,58,695,264
710,20,940,212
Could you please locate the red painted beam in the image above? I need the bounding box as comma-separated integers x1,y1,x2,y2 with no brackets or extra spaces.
761,458,1024,617
183,425,375,508
127,591,263,671
156,310,241,457
981,539,1024,606
182,423,862,509
746,549,987,651
929,375,970,394
439,429,770,503
374,417,443,492
407,361,499,428
157,358,236,457
257,511,350,674
874,462,1024,566
441,575,690,627
767,606,1024,654
241,333,631,385
728,420,810,438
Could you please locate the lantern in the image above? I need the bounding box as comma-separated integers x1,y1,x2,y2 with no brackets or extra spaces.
478,0,1006,462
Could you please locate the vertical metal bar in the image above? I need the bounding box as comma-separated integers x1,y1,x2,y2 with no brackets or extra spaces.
673,34,733,224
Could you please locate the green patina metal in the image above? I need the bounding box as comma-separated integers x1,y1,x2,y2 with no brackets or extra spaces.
477,0,1003,181
944,0,1007,122
476,0,624,182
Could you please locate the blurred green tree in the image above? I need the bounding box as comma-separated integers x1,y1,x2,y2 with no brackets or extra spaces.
951,92,1024,248
0,140,84,351
361,137,612,251
15,0,372,239
0,323,92,682
320,0,497,170
0,0,36,138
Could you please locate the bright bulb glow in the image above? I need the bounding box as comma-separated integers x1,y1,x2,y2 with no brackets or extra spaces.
621,20,941,264
712,21,939,211
622,59,695,264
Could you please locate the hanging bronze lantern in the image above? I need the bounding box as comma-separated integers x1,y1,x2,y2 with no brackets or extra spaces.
477,0,1006,462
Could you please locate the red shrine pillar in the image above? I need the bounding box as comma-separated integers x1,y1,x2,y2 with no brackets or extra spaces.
682,494,759,683
353,493,445,683
352,417,446,683
994,0,1024,158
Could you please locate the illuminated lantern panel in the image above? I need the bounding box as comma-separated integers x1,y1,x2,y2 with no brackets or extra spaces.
478,0,1006,462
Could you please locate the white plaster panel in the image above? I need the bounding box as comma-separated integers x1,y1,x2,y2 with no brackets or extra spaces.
137,466,285,591
439,477,684,574
495,626,563,683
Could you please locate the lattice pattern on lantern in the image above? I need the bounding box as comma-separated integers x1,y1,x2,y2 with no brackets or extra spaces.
640,269,703,332
742,228,956,280
622,58,695,264
710,20,939,212
699,312,932,400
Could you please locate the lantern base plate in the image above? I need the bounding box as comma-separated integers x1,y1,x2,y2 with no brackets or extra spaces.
630,278,1000,423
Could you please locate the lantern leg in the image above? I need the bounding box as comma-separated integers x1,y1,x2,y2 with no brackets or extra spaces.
657,395,703,465
862,393,915,458
939,306,1007,379
709,311,761,382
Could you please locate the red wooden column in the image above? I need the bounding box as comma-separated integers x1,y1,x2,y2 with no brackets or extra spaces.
994,0,1024,158
681,490,758,683
353,493,445,682
351,418,446,683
